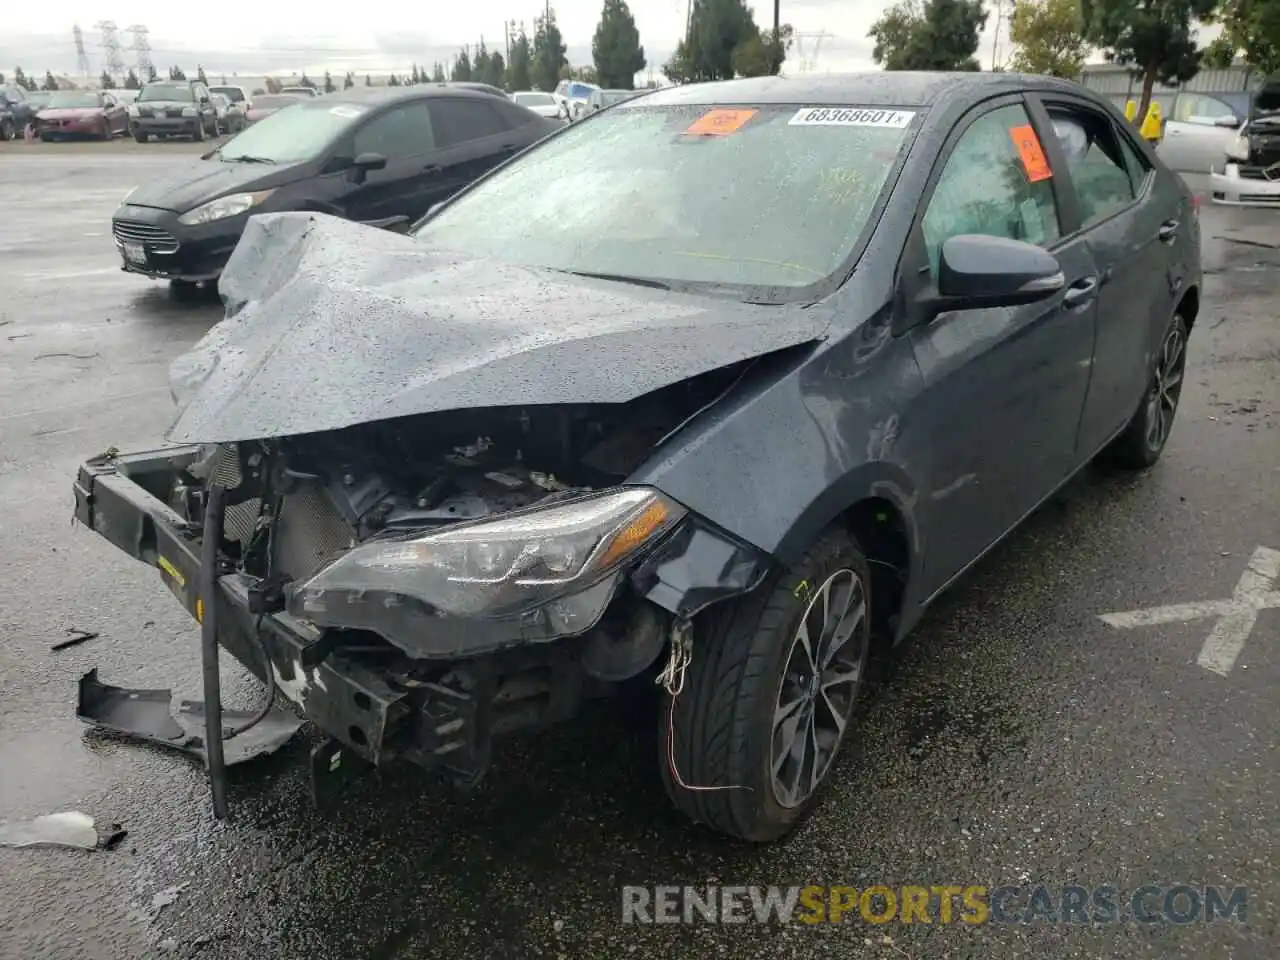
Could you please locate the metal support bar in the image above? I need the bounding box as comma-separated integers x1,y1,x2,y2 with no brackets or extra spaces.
200,482,229,819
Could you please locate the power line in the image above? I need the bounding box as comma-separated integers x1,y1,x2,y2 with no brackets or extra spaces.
128,25,153,79
94,21,125,79
72,25,92,77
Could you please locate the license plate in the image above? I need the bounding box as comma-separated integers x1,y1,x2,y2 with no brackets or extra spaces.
122,242,146,265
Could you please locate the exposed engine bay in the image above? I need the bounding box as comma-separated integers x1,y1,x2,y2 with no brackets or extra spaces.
175,358,749,589
136,360,771,785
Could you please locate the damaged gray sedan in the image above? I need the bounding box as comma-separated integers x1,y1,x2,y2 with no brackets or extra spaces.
73,71,1201,842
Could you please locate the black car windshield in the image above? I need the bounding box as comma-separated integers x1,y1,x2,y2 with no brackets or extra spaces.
217,99,370,163
413,103,918,290
139,83,193,102
46,91,102,108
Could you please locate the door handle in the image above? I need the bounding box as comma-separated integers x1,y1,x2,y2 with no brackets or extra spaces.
1158,219,1179,243
1063,276,1098,309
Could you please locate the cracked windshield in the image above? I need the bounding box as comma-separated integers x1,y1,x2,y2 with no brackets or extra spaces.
415,104,915,288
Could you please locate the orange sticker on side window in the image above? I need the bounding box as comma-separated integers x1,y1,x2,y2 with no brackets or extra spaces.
684,108,757,136
1009,124,1052,182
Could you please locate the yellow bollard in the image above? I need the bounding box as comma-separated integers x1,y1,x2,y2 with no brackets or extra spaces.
1124,99,1137,122
1140,101,1164,143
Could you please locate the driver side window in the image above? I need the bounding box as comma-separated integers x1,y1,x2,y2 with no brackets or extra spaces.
921,103,1061,275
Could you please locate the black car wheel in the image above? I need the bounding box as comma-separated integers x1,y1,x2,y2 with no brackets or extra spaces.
133,131,148,144
1105,312,1190,469
194,120,206,142
168,279,202,301
661,528,871,842
0,118,13,141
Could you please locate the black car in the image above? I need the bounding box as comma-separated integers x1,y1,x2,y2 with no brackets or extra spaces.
0,84,39,138
75,73,1201,842
111,86,561,295
129,79,219,143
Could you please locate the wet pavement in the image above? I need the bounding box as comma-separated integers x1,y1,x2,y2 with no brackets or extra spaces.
0,143,1276,960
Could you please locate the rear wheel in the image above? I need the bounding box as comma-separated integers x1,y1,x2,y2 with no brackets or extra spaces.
1104,312,1189,469
660,528,872,841
133,131,148,144
98,118,111,141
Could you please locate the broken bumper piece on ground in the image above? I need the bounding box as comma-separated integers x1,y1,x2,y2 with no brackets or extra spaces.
0,810,127,851
76,667,304,765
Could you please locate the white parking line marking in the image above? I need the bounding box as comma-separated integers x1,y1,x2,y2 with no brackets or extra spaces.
21,267,120,281
1099,546,1280,676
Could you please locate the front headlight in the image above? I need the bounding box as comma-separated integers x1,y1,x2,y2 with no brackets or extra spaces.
177,190,274,226
1226,134,1250,161
295,487,686,620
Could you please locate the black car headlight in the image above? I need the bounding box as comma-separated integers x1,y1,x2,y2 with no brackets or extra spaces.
293,487,685,623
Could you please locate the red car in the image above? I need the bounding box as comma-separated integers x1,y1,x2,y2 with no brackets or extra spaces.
36,90,129,141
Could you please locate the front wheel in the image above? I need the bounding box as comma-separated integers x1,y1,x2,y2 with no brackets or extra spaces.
0,118,13,141
661,528,872,842
133,131,148,144
1103,312,1189,469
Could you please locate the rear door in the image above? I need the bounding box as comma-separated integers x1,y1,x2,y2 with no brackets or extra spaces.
905,95,1100,593
426,97,523,201
1034,95,1178,455
1160,92,1241,173
337,99,442,223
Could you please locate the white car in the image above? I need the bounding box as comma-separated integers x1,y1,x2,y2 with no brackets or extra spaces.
511,90,565,122
554,80,600,121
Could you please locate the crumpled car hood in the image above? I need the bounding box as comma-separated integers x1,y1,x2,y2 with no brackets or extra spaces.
166,212,831,444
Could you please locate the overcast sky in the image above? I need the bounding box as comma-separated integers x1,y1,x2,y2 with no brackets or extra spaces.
1,0,1021,79
3,1,1218,81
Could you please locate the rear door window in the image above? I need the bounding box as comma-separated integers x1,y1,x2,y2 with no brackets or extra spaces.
429,99,508,147
1047,105,1135,226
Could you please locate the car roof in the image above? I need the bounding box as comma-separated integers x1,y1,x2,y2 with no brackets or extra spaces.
318,85,507,105
634,71,1090,109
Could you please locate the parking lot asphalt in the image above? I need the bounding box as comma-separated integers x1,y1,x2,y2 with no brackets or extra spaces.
0,143,1276,960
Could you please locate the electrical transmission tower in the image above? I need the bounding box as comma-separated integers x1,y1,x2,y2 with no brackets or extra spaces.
95,21,125,81
792,31,830,74
128,25,153,80
72,25,92,78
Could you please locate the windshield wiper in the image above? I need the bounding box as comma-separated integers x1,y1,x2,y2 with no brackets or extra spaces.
558,269,669,290
221,154,276,164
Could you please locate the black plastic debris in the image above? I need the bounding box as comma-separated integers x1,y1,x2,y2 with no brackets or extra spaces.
50,628,99,652
0,811,124,851
76,668,303,767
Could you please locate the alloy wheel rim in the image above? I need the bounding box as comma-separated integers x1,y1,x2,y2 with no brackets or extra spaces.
770,568,867,809
1145,325,1186,451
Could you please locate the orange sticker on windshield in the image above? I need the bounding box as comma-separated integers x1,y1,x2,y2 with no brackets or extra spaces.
1010,124,1052,182
684,109,757,136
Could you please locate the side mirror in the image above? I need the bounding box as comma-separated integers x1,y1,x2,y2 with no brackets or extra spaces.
348,151,387,183
933,234,1064,310
1215,115,1241,128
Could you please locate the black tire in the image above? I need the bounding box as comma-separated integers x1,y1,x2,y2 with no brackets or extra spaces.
133,131,148,144
194,120,206,142
661,527,872,842
1104,312,1190,469
0,119,13,141
168,279,201,302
